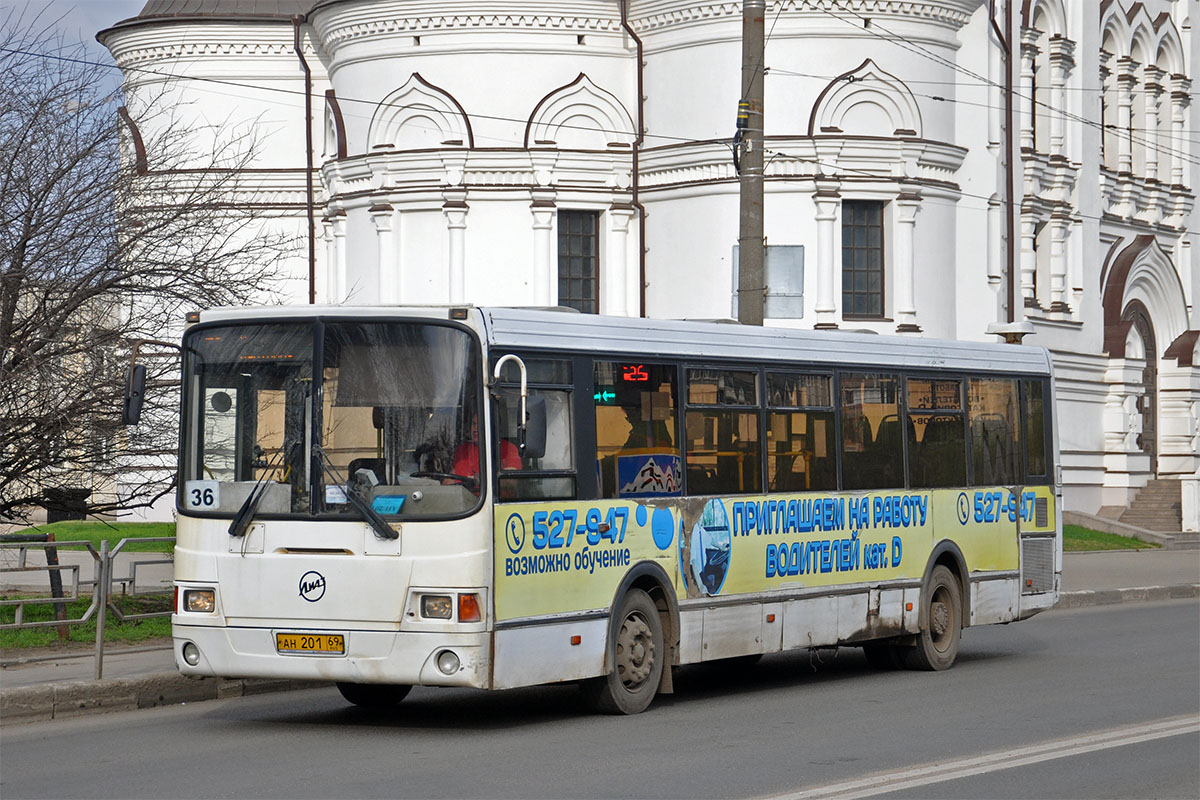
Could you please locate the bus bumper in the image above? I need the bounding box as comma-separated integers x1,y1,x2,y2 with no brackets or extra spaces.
172,623,491,689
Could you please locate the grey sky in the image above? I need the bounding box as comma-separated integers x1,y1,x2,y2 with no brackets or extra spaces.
6,1,146,91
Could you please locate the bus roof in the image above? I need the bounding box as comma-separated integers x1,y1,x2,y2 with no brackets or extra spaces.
193,305,1053,376
480,307,1053,376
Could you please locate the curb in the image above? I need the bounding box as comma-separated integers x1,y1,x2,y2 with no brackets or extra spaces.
1055,583,1200,609
2,586,1197,728
1,672,327,727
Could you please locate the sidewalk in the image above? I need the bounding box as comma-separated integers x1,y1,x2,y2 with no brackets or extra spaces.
2,548,1197,726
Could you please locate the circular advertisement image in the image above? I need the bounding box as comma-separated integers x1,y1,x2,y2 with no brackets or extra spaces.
681,498,732,596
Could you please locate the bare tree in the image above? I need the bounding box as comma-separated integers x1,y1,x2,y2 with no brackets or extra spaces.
0,13,295,521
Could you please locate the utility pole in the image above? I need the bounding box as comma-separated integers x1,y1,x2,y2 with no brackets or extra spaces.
737,0,766,326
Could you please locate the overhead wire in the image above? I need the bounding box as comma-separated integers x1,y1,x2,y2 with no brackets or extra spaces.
3,9,1195,223
6,11,1198,161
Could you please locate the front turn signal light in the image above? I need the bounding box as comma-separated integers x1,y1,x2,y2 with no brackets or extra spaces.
183,589,216,613
458,593,482,623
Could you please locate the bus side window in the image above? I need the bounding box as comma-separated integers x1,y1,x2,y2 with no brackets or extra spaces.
684,368,761,496
906,378,965,488
766,372,835,492
968,377,1020,485
593,362,681,499
1022,378,1050,483
840,372,903,490
494,358,577,501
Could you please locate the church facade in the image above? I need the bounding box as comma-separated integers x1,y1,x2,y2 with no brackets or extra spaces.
100,0,1199,528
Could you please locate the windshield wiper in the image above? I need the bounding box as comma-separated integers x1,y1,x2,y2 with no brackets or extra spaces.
314,446,398,541
229,443,295,538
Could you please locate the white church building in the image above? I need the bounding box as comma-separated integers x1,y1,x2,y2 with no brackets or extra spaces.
100,0,1199,529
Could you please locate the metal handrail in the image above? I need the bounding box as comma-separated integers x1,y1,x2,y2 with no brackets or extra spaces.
0,536,175,679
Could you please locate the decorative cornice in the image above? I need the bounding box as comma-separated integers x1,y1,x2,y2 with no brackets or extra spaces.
630,1,977,34
315,10,622,52
103,21,321,68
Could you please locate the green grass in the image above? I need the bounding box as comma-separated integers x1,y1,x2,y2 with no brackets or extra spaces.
9,520,175,553
0,593,172,649
1063,524,1161,552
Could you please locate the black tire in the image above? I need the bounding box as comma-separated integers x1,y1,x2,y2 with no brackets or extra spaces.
580,589,664,715
902,564,962,671
862,641,902,670
335,682,411,708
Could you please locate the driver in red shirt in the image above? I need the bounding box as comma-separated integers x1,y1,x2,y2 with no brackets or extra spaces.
451,417,522,481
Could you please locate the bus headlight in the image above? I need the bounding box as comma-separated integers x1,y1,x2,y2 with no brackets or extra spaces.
421,595,452,619
436,650,460,675
183,589,215,613
182,642,201,666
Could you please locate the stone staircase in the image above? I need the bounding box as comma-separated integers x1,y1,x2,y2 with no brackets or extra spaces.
1120,479,1181,530
1116,479,1199,550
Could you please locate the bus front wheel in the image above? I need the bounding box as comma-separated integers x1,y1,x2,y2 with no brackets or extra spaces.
580,589,664,715
336,682,411,708
903,565,962,671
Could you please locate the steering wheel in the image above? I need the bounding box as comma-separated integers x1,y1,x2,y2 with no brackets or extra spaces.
411,471,479,492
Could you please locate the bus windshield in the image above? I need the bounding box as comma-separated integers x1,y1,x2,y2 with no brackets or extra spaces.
179,320,482,520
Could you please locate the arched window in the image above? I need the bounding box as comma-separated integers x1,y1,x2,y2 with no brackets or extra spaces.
368,75,473,151
525,75,635,150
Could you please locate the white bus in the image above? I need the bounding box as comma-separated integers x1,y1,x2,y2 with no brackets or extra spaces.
158,306,1059,714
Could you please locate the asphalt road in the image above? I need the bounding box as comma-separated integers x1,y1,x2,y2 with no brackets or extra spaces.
2,600,1197,800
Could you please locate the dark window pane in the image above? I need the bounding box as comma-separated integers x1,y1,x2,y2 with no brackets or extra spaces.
688,369,757,406
840,372,902,489
768,409,836,491
969,377,1020,485
1024,379,1048,479
767,373,832,408
685,409,761,495
557,210,599,313
842,200,885,318
907,412,966,488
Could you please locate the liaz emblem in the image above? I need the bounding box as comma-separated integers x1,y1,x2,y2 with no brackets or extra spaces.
299,570,326,602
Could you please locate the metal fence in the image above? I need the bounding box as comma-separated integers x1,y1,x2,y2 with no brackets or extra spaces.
0,535,175,679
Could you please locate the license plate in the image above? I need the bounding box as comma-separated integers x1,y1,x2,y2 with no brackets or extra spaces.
275,632,345,655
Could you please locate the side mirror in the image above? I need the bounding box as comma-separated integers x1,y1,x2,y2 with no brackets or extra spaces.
122,364,147,425
522,394,547,460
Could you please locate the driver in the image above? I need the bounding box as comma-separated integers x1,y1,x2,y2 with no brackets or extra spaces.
451,416,522,481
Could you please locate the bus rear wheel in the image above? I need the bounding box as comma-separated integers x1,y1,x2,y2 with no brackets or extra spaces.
902,565,962,671
580,589,664,715
336,682,411,708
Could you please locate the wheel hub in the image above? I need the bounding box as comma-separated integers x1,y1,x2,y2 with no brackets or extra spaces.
930,599,950,639
616,613,655,688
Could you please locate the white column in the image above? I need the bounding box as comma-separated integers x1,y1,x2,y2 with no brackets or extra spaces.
1116,57,1136,173
894,193,921,333
318,218,332,304
443,198,468,304
530,199,555,307
813,182,840,329
1048,37,1075,157
987,197,1006,322
1142,65,1163,182
328,209,347,303
1170,76,1192,186
1102,358,1151,503
1099,52,1118,170
1019,215,1037,308
1019,32,1038,152
606,204,636,317
370,203,397,304
1048,214,1069,311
